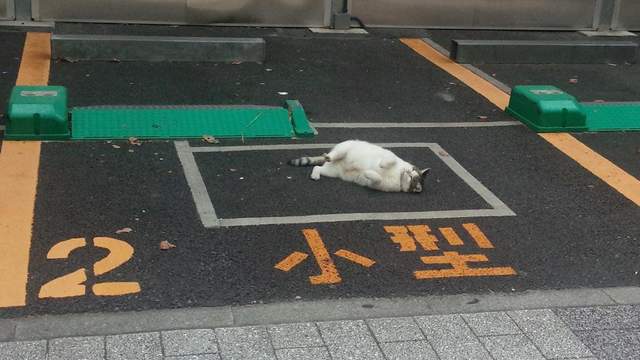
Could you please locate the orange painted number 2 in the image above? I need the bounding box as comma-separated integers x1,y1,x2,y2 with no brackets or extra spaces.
38,237,140,299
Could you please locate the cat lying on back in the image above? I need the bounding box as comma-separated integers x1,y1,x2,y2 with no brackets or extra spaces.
288,140,430,193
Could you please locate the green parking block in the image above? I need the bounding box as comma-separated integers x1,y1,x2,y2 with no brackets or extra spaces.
5,85,315,140
5,86,70,140
506,85,640,132
505,86,587,132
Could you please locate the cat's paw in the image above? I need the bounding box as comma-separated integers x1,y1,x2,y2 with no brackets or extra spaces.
310,166,321,180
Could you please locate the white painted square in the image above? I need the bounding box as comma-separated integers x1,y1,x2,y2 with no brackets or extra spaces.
175,142,515,227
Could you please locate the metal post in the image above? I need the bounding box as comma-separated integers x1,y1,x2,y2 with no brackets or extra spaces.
595,0,616,31
13,0,31,20
330,0,351,29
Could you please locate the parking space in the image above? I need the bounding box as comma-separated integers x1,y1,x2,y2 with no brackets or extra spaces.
51,35,506,124
422,30,640,189
0,31,24,127
181,141,511,226
1,30,638,319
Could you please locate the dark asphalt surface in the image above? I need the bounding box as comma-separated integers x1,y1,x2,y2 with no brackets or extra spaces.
51,36,505,123
195,147,488,218
1,28,639,318
0,31,24,127
11,124,638,318
425,29,640,190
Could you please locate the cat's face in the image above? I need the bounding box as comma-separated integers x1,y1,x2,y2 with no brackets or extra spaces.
402,167,430,193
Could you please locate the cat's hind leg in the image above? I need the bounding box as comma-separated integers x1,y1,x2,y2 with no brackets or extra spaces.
326,142,351,162
310,163,339,180
355,170,382,187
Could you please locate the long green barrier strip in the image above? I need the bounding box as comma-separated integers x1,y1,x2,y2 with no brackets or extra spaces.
582,102,640,132
71,103,314,140
506,85,640,133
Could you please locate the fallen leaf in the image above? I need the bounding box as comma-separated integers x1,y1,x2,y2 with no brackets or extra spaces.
128,137,141,146
569,78,578,84
477,115,488,120
202,135,220,144
160,240,176,250
231,60,243,65
116,227,133,234
112,144,121,149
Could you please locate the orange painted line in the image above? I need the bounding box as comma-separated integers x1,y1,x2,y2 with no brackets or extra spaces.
415,251,516,279
46,237,86,259
402,38,640,208
384,225,417,252
38,268,87,299
407,225,439,251
540,133,640,206
400,38,510,110
334,249,376,267
92,282,141,296
274,251,309,272
439,227,464,246
462,223,494,249
15,33,51,86
93,237,135,276
303,229,341,285
0,33,50,308
415,267,517,279
91,281,140,296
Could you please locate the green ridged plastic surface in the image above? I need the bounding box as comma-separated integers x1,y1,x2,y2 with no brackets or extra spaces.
71,103,312,139
506,85,640,132
582,102,640,132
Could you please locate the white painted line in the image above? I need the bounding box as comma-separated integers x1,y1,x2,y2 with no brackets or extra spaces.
174,141,220,228
312,121,522,128
309,27,368,34
177,142,515,228
219,209,514,227
430,143,514,215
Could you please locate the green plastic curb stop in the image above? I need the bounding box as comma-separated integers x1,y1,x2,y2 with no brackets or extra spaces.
5,86,71,140
5,85,315,140
506,85,640,132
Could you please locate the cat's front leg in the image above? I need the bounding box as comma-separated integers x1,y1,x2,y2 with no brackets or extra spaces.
310,165,322,180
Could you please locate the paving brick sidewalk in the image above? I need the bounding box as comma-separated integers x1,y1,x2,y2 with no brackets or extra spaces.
1,304,639,360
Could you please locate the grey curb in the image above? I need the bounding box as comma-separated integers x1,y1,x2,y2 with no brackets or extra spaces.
3,286,639,342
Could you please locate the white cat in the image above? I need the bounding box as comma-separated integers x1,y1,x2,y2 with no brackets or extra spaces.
288,140,430,193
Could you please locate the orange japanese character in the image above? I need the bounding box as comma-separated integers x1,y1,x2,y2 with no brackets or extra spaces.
275,229,375,285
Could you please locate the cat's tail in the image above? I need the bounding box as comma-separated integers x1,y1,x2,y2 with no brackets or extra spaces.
288,154,330,167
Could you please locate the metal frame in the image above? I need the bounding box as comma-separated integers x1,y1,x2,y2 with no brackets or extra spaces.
350,0,600,30
12,0,636,31
611,0,640,31
1,0,15,20
30,0,331,27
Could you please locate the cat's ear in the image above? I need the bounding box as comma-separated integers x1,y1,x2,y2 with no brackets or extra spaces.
420,168,431,177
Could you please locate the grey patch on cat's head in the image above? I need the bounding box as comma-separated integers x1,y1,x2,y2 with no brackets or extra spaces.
406,167,430,193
